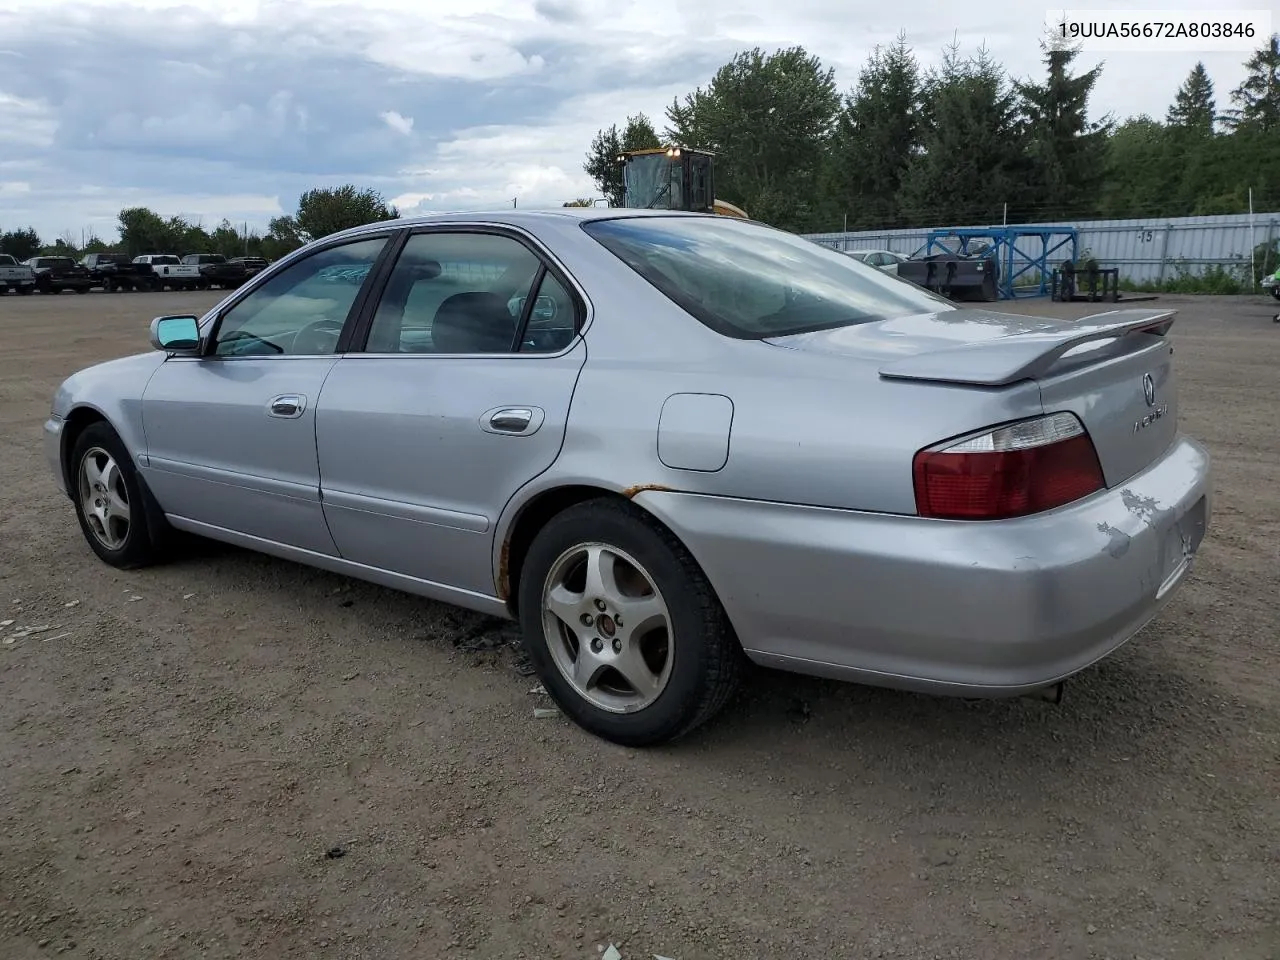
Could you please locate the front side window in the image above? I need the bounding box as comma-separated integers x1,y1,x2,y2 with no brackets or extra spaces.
584,216,953,339
211,236,387,357
365,231,564,355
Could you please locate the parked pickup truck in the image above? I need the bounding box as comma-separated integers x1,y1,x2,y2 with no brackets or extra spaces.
0,254,36,295
132,254,202,291
81,252,149,292
24,256,92,294
229,256,269,279
182,253,248,289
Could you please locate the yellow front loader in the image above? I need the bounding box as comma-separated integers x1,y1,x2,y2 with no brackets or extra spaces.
618,147,748,218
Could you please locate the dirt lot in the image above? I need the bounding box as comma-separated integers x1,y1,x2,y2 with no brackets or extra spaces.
0,290,1277,960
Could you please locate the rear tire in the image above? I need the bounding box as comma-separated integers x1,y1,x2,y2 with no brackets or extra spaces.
517,497,742,747
69,422,169,569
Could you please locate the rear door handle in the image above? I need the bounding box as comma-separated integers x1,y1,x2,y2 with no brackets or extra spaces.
268,394,306,418
480,406,544,436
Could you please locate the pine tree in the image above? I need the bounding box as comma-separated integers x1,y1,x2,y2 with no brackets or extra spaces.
897,43,1025,226
1013,35,1112,220
1226,33,1280,132
1166,62,1216,134
824,31,921,229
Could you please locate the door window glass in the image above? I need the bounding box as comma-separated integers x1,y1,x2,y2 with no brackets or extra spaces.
365,232,544,354
515,272,578,353
211,236,387,357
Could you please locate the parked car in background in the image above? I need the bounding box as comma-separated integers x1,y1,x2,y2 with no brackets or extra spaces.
182,253,248,289
844,248,909,276
1264,266,1280,301
42,209,1211,748
132,255,201,291
24,256,92,294
81,253,149,292
0,254,36,294
230,256,269,280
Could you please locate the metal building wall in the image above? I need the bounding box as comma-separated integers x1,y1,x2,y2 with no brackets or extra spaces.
804,212,1280,284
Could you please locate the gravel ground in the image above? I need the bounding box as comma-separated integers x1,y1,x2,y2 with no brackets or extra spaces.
0,290,1277,960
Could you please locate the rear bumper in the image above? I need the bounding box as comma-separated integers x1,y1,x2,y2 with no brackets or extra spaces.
635,435,1211,696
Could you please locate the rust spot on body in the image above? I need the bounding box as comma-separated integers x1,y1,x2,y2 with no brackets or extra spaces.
621,483,673,500
497,539,512,601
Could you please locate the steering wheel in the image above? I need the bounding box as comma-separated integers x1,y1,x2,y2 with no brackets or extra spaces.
291,317,345,355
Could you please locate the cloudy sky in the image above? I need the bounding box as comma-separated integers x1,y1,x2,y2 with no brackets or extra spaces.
0,0,1266,243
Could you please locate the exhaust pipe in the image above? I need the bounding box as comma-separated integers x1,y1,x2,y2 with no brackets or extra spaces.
1021,682,1065,704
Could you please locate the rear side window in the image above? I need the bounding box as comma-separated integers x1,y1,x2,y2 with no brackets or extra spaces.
583,216,951,339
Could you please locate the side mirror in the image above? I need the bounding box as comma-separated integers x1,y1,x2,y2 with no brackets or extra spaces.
150,315,202,355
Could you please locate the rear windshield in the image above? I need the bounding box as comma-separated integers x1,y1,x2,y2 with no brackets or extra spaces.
581,215,951,339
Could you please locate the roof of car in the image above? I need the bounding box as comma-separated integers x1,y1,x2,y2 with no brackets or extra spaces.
327,206,723,242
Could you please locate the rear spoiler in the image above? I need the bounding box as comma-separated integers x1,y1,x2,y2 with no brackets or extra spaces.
878,308,1177,387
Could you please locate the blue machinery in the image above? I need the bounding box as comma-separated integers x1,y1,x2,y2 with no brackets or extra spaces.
913,226,1079,299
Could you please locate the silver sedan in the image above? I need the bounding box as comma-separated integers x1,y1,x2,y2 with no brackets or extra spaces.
44,209,1212,746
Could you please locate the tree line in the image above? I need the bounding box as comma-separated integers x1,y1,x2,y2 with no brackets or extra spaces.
0,185,398,264
583,32,1280,233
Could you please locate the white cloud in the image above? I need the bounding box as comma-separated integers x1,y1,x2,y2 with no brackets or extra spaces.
380,110,414,135
0,93,58,148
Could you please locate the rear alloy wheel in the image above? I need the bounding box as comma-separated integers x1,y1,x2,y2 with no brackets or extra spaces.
518,498,742,746
70,422,166,569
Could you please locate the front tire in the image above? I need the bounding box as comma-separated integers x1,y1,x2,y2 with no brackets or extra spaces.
69,422,166,569
517,498,742,746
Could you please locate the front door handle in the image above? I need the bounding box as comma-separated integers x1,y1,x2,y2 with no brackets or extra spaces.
268,394,306,419
480,406,544,436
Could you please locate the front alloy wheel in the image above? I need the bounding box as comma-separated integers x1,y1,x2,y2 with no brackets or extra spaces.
77,446,131,550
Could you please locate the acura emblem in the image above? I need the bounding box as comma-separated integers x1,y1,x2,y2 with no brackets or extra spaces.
1142,373,1156,407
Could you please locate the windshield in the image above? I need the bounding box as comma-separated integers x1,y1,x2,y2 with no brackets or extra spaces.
582,215,953,339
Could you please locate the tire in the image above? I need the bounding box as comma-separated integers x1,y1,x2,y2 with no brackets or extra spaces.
69,422,168,569
1270,286,1280,301
517,497,742,746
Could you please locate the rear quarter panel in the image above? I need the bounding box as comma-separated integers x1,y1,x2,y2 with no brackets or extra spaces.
494,217,1048,537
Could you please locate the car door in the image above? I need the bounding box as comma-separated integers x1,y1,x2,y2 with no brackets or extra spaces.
314,227,588,598
140,233,394,554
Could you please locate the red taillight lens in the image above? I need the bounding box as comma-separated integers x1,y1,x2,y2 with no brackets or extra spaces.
913,412,1105,520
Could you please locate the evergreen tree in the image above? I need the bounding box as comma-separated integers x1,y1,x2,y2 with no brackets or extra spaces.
1013,35,1112,220
1166,62,1216,134
897,43,1025,225
1226,33,1280,132
824,32,921,229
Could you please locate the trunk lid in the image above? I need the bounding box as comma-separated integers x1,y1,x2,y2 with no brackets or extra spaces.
765,306,1179,487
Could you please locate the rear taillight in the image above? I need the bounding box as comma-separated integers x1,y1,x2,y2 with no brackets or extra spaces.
913,412,1105,520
